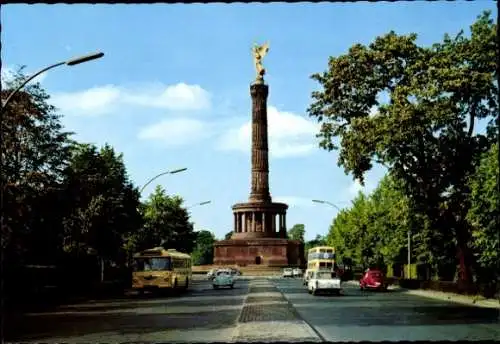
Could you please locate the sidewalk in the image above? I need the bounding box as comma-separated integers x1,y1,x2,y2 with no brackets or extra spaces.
403,288,500,309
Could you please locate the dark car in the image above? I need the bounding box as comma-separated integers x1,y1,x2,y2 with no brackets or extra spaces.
359,269,388,291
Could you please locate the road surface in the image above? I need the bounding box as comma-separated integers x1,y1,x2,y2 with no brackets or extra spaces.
5,277,500,342
276,278,500,342
5,277,250,343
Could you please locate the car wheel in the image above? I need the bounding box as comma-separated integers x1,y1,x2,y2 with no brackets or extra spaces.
308,288,312,294
213,285,218,289
230,284,234,289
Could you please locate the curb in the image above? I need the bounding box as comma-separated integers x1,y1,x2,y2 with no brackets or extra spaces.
402,288,500,309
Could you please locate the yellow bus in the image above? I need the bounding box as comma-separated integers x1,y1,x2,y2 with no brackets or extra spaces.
132,247,192,294
303,246,336,285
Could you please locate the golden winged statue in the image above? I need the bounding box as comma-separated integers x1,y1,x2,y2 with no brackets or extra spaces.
252,42,270,84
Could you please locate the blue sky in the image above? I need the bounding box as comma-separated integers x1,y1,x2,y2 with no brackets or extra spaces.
2,2,496,241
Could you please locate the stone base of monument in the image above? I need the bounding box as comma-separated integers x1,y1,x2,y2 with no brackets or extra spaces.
213,238,303,267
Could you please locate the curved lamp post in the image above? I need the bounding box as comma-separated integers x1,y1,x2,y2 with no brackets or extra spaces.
139,168,187,194
1,52,105,111
187,200,211,210
312,199,342,211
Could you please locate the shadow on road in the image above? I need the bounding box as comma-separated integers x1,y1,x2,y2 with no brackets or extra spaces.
5,279,250,343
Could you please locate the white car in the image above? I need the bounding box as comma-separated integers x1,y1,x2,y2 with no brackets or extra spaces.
307,270,342,295
282,268,293,278
207,269,216,280
303,269,314,286
212,270,235,289
293,268,303,277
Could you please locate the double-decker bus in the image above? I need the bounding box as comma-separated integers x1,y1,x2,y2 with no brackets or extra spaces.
132,247,192,294
303,246,336,285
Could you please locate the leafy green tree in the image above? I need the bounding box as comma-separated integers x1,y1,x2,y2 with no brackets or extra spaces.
191,230,216,265
467,143,499,291
308,12,497,285
224,231,233,240
287,224,305,242
1,67,73,265
305,234,327,253
61,143,142,267
133,185,196,253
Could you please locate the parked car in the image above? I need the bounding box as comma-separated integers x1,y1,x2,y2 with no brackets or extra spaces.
212,270,235,289
282,268,293,278
359,269,388,291
307,270,342,295
293,268,303,277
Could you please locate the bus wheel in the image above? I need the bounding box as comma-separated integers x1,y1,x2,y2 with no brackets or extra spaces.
184,278,189,291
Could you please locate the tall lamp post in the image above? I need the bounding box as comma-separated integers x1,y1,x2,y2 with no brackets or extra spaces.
312,199,342,211
139,168,187,194
187,200,211,210
1,52,105,111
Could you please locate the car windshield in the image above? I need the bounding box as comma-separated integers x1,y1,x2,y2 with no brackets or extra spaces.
133,257,171,272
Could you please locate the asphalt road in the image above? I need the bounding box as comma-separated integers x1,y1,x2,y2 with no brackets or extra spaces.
276,278,500,342
5,277,250,343
5,277,500,343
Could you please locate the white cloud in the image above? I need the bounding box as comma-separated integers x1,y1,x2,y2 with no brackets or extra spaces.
217,106,319,158
137,118,211,147
51,85,121,116
273,196,315,208
51,82,211,116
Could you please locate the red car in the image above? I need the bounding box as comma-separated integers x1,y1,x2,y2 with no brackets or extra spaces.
359,269,388,291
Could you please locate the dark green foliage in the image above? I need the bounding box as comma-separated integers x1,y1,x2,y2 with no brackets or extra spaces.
308,12,497,286
191,230,216,265
287,224,305,242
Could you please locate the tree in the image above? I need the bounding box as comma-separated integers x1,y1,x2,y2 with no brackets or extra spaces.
133,185,196,254
1,67,73,265
61,143,142,274
467,143,499,293
305,234,327,253
287,224,305,242
224,231,233,240
308,12,497,286
191,230,216,265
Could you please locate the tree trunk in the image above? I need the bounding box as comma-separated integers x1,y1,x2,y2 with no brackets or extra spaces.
455,222,475,292
100,257,105,283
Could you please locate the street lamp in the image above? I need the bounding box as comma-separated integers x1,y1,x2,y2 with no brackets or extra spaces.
1,52,105,110
139,167,187,194
187,200,211,209
312,199,342,211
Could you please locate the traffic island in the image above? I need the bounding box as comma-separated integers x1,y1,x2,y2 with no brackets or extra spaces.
232,279,321,342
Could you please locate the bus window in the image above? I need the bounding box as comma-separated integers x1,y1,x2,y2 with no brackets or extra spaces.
319,262,326,267
134,257,172,271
